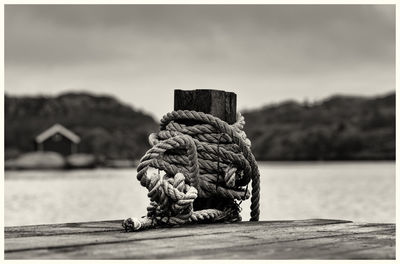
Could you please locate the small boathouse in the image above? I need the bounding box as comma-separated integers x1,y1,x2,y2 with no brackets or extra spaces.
35,124,80,156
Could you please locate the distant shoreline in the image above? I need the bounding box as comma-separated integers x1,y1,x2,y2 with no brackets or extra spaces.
5,159,395,172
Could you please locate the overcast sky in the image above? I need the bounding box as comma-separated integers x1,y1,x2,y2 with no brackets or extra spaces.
5,5,395,120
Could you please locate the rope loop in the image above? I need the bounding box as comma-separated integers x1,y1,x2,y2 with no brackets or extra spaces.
123,110,260,232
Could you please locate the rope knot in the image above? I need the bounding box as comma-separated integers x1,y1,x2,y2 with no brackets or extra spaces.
162,173,198,218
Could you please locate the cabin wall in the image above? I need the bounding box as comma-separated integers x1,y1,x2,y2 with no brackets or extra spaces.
40,133,76,156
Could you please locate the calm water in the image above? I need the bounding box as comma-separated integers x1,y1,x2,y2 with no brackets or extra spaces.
4,161,395,226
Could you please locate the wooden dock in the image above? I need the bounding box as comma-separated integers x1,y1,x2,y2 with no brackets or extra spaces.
5,219,395,259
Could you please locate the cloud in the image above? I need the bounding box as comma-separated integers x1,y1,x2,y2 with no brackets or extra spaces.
4,5,395,119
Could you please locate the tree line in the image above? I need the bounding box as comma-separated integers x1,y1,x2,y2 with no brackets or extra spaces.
5,91,395,161
242,92,395,160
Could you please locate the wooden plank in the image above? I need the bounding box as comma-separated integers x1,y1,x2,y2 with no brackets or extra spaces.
5,223,392,255
5,218,348,238
7,229,394,259
174,89,237,124
5,220,122,239
4,219,395,259
5,219,352,251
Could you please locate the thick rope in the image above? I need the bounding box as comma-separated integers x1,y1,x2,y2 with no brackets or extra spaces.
123,110,260,231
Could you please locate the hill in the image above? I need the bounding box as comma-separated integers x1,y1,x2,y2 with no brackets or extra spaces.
5,91,395,162
5,92,159,160
242,92,395,160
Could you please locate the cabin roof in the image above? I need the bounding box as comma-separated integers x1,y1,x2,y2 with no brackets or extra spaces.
35,124,80,144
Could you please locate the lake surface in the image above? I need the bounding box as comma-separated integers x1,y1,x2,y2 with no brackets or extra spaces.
4,161,395,226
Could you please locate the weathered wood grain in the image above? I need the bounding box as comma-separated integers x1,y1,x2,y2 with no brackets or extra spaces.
174,89,237,124
5,219,395,259
5,220,122,239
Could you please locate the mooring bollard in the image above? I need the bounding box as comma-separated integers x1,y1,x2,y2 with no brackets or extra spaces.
174,89,239,211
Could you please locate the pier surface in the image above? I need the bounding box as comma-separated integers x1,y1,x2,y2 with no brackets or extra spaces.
5,219,395,259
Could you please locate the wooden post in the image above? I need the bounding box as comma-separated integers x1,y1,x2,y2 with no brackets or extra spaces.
174,89,237,124
174,89,237,210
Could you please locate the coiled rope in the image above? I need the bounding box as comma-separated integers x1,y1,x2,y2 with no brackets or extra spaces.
123,110,260,231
